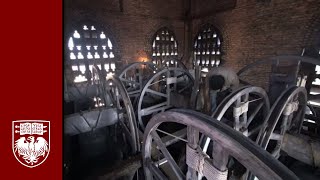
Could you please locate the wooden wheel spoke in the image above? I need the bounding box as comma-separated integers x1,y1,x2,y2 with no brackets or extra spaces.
247,125,262,137
146,88,168,98
151,131,185,180
140,102,170,116
246,101,264,128
178,82,191,93
119,78,140,86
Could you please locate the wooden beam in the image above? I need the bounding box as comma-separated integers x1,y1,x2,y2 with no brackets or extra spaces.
282,133,320,167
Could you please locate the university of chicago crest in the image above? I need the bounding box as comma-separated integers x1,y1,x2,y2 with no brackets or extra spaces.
12,120,50,168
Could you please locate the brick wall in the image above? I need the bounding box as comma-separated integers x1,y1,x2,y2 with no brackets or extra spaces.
64,0,320,89
64,0,186,67
191,0,320,89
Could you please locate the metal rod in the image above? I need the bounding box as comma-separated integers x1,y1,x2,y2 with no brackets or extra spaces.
156,129,188,143
149,78,166,86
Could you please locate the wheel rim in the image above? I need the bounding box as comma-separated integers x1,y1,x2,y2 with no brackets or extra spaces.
212,86,270,138
94,65,140,153
142,110,298,180
257,86,307,157
118,62,157,99
137,67,194,130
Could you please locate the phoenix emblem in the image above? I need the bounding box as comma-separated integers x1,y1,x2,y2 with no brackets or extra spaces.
12,120,50,168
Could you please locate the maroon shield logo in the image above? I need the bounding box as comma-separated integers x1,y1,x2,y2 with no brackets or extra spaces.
12,120,50,168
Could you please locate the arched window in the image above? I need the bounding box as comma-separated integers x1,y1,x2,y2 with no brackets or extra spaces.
66,24,117,83
310,48,320,103
151,27,178,66
193,25,223,69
